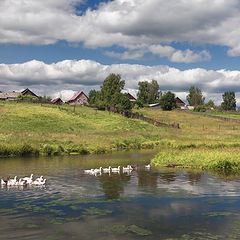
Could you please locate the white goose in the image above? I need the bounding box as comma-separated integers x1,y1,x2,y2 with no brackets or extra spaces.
111,166,121,173
93,167,103,174
31,178,46,186
16,178,27,186
102,166,111,173
1,179,7,185
7,176,17,186
84,169,95,174
123,165,133,171
22,174,33,184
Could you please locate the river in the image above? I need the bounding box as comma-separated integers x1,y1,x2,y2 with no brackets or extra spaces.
1,150,240,239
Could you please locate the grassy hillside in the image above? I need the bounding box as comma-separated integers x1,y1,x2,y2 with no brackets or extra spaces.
136,108,240,142
0,102,171,156
2,102,240,163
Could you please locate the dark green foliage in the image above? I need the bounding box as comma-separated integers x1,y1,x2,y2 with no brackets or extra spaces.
16,94,35,101
205,99,215,109
111,93,132,113
159,91,177,111
194,105,206,112
38,96,51,102
88,90,101,105
89,73,132,112
221,91,236,111
101,73,125,109
186,86,205,106
137,80,161,104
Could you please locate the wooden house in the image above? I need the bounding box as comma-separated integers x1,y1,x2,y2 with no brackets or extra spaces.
68,91,89,105
126,93,136,102
21,88,38,98
51,98,63,105
176,97,185,107
0,88,38,101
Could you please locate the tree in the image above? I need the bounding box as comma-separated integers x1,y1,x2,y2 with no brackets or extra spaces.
89,90,102,105
111,92,132,113
221,91,236,111
159,91,177,111
205,99,215,109
137,80,161,104
186,86,205,106
101,73,125,108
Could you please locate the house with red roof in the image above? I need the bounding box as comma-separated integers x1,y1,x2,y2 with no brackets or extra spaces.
68,91,89,106
51,98,63,105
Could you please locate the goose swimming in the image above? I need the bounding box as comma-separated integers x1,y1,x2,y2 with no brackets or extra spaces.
22,174,33,184
102,166,111,173
111,166,121,172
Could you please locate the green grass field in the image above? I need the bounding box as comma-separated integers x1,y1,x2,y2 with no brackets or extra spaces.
0,102,171,156
2,101,240,170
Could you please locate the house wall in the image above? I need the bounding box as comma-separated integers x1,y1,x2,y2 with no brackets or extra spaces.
69,93,89,105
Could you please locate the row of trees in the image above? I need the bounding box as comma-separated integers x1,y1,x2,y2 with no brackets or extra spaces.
89,73,237,112
186,86,236,111
89,73,178,112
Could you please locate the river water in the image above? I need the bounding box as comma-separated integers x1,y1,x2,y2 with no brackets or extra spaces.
1,150,240,239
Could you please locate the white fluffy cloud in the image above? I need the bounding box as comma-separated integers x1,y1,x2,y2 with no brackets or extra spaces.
1,59,240,104
1,0,240,59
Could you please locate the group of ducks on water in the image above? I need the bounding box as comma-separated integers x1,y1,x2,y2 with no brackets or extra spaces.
0,174,46,187
84,164,151,176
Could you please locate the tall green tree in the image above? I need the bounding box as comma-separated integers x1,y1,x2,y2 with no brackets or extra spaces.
101,73,125,108
89,90,102,105
137,80,161,104
159,91,177,111
111,92,132,113
186,86,205,106
221,91,236,111
205,99,215,109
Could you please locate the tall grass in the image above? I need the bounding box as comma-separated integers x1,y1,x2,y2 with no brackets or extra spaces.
152,148,240,170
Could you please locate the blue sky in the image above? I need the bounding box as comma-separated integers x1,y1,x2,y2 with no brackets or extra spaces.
1,0,240,104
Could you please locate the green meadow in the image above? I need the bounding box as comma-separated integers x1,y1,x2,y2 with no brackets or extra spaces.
2,101,240,171
135,108,240,170
0,101,168,156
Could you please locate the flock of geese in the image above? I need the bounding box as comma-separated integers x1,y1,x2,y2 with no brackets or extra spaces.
0,174,46,187
84,164,151,176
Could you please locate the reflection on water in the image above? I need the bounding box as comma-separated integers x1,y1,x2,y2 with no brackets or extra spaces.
1,150,240,239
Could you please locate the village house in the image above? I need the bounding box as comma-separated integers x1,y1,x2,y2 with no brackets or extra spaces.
176,97,185,107
51,98,63,105
0,88,38,101
126,93,136,102
68,91,89,105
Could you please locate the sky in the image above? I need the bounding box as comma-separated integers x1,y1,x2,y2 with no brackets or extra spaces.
1,0,240,104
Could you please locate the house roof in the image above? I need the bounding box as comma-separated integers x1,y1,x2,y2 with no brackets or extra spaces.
51,98,63,104
176,97,185,104
68,91,89,102
0,92,20,99
126,93,136,101
21,88,38,97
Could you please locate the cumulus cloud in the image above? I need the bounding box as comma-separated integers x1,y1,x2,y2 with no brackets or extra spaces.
1,0,240,57
1,59,240,104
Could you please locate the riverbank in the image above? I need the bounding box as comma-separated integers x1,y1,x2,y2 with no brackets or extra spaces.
0,101,173,157
2,101,240,162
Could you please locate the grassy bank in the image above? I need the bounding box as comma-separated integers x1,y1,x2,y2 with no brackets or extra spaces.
152,147,240,170
0,102,173,157
2,101,240,164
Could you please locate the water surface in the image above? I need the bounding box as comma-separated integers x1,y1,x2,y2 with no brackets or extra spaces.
1,150,240,239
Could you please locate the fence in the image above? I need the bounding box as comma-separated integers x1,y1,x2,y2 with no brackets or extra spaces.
122,111,180,129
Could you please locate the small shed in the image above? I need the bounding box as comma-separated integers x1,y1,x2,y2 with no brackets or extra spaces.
51,98,63,105
68,91,89,105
